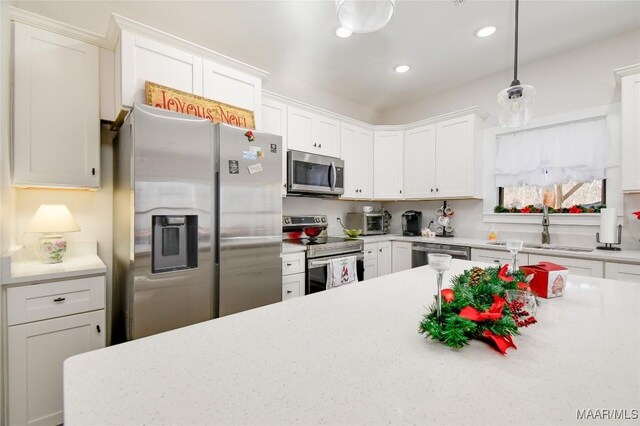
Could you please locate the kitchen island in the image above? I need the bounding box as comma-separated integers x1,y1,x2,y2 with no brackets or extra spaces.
64,260,639,425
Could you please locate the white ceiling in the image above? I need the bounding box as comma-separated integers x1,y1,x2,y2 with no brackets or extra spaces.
13,0,640,114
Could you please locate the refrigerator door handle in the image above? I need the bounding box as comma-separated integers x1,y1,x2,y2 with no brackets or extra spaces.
329,161,336,191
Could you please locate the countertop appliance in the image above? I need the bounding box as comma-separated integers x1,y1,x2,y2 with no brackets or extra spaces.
283,215,364,294
287,151,344,196
402,210,422,236
113,103,282,341
345,212,384,235
411,242,471,268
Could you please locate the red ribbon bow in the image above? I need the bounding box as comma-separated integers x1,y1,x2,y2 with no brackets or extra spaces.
482,330,517,355
498,264,513,282
458,295,506,322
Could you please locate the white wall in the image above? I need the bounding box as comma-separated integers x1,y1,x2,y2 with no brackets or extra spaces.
381,29,640,126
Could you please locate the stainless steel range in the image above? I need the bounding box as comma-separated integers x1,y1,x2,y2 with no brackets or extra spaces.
283,215,364,294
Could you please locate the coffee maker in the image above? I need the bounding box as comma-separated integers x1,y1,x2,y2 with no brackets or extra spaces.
402,210,422,236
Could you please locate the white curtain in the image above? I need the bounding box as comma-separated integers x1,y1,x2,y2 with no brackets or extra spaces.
494,117,616,187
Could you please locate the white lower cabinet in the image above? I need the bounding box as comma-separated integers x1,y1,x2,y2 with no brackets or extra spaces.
6,276,106,426
528,254,604,278
363,241,392,279
471,248,529,267
604,262,640,283
282,252,306,299
392,242,412,273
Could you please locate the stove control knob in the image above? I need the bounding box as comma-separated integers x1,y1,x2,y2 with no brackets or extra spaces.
284,218,290,224
315,218,320,223
321,217,326,223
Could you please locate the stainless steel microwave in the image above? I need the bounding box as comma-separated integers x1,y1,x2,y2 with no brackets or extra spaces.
287,151,344,196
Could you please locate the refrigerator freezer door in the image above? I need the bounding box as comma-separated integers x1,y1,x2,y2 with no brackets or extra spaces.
217,124,283,316
130,104,215,339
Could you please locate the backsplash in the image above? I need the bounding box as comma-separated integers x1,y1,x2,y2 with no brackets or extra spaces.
282,197,381,237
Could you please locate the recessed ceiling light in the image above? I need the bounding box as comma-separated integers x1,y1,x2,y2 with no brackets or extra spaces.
476,26,497,38
394,65,410,73
335,27,353,38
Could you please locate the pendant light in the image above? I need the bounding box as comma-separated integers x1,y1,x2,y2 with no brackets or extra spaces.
336,0,395,34
497,0,535,128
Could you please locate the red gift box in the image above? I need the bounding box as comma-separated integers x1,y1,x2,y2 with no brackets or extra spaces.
520,261,568,298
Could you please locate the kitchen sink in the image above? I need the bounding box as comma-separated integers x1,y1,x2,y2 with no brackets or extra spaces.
486,241,593,253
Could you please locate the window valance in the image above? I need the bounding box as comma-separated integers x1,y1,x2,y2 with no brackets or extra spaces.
494,117,616,187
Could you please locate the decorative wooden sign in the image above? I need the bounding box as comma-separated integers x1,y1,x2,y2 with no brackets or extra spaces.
145,81,255,129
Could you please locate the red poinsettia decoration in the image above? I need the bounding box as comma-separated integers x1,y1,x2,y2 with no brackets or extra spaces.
633,211,640,220
441,288,455,303
568,205,583,214
520,206,532,214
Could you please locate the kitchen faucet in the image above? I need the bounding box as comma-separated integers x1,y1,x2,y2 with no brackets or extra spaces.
541,205,551,244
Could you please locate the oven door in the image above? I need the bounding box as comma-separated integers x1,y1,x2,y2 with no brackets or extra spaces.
411,244,471,268
307,252,365,294
287,151,344,195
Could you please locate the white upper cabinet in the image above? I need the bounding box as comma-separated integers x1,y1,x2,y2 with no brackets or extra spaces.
374,131,404,199
262,97,288,195
287,105,340,158
620,70,640,193
119,31,203,108
13,23,100,189
435,115,479,198
404,125,436,199
341,123,374,199
202,60,262,128
402,113,483,200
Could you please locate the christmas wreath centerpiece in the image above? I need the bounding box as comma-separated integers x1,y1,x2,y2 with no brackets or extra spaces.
419,265,537,354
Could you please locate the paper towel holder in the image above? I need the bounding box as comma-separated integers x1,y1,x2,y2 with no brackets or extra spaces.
596,224,622,251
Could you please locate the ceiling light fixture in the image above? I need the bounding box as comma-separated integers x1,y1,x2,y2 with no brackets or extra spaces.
497,0,535,128
394,65,410,73
335,27,353,38
476,26,497,38
336,0,396,34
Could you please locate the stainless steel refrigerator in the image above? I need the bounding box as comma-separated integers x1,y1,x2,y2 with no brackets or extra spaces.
113,103,282,342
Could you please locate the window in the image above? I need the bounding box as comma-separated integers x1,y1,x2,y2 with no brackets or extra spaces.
499,179,606,210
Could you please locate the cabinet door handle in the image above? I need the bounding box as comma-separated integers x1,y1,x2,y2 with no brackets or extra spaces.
379,249,383,252
318,144,322,148
96,325,101,333
436,188,439,192
286,290,292,294
431,188,434,192
53,297,66,303
494,259,500,263
399,190,402,194
91,167,96,176
286,263,292,266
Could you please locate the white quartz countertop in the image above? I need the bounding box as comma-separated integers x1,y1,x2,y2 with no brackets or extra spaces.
355,234,640,264
64,259,639,425
282,242,307,254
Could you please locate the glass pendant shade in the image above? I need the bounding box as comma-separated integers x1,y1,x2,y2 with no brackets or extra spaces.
336,0,395,33
497,83,536,128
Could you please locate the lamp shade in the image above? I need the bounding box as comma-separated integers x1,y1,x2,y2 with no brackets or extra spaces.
27,204,81,233
497,84,536,128
336,0,395,33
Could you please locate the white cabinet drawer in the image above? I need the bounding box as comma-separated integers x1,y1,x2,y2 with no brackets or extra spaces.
282,272,305,300
7,276,105,326
364,244,377,260
282,252,305,276
604,262,640,283
471,249,528,267
528,254,603,278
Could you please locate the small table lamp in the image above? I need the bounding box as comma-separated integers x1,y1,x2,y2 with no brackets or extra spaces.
27,204,81,263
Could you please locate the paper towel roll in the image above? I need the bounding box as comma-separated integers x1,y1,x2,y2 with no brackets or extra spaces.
599,208,617,243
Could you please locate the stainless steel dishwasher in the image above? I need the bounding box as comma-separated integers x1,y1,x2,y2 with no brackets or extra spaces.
411,242,471,268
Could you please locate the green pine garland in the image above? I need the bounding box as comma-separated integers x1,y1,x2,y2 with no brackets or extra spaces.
419,266,526,349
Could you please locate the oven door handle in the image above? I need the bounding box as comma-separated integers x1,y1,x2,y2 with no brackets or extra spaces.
412,246,469,258
308,252,364,267
329,161,336,191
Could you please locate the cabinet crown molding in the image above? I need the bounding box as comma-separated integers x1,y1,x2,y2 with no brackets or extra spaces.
108,14,269,80
613,63,640,83
9,7,108,48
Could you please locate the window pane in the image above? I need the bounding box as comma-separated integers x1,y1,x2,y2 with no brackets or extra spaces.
501,180,603,209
